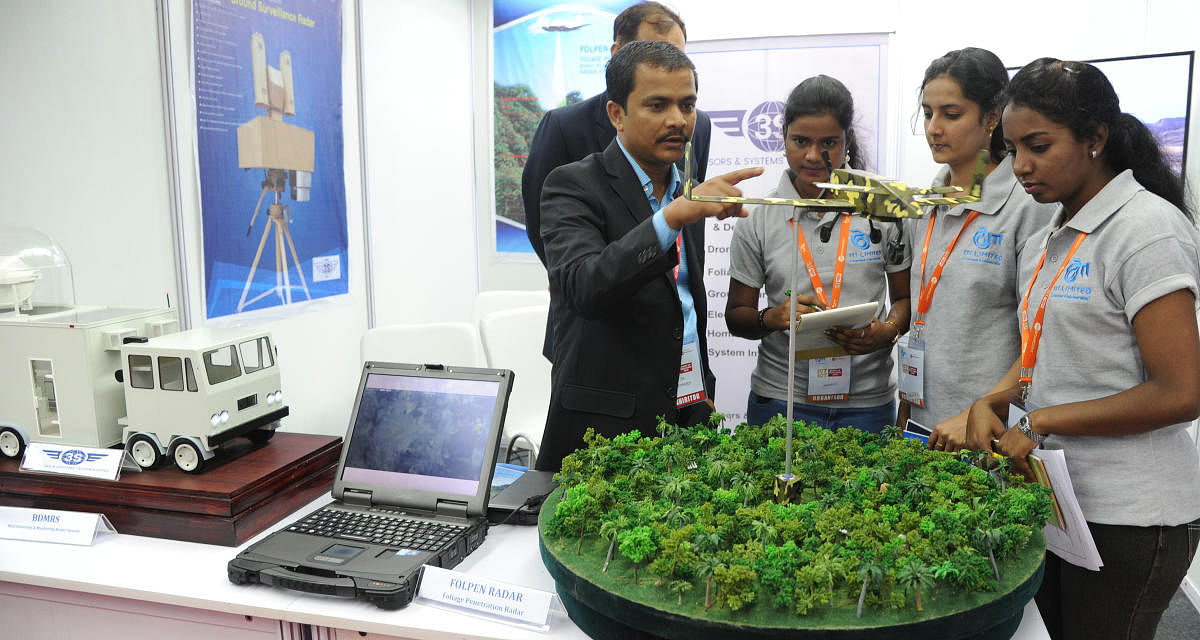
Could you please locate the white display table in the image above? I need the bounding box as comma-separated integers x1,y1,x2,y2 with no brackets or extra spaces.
0,497,1050,639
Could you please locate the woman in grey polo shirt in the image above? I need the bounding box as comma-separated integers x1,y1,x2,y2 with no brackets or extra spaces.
725,75,911,433
906,48,1055,449
966,58,1200,640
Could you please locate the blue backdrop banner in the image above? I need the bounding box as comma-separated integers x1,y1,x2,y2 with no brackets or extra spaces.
194,0,347,319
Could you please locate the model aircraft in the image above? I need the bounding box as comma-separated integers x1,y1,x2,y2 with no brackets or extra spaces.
681,142,984,220
680,142,856,210
812,149,987,220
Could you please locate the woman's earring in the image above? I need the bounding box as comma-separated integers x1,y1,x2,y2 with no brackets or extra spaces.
1090,149,1098,159
844,152,851,167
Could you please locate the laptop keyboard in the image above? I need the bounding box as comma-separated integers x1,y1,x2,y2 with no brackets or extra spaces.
286,507,467,551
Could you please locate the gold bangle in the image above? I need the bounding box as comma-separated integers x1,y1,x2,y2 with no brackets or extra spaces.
883,319,901,345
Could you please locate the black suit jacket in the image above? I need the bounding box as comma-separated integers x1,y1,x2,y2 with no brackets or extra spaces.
534,141,715,471
521,90,712,358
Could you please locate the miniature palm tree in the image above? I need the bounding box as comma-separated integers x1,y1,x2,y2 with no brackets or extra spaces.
708,458,731,490
750,518,778,551
881,424,903,442
669,579,693,605
896,556,933,612
855,557,884,618
600,514,629,573
661,443,678,473
697,554,725,609
974,525,1007,581
660,474,686,505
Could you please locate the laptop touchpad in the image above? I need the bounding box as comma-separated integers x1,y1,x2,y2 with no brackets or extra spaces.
312,543,365,565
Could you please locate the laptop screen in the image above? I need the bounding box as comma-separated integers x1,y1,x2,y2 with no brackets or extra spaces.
340,372,501,496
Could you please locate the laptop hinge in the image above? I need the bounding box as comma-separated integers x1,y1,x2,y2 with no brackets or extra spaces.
435,499,468,519
343,489,373,507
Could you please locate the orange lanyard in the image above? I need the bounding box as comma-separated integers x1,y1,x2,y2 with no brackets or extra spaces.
789,214,851,309
1018,231,1088,392
911,209,983,335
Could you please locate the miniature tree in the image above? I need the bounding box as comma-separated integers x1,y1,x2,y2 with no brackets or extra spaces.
713,562,757,611
669,579,693,605
708,458,732,490
750,517,778,552
856,556,885,618
896,556,933,612
697,553,725,609
932,558,960,598
600,514,629,572
618,525,657,585
973,524,1007,581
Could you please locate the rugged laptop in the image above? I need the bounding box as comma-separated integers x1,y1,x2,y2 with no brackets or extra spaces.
228,362,513,609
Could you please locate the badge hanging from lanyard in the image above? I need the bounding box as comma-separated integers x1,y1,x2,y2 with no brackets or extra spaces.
898,209,983,407
791,215,853,402
672,233,706,408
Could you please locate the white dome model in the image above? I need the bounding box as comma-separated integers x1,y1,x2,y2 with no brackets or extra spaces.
0,255,41,310
0,226,76,314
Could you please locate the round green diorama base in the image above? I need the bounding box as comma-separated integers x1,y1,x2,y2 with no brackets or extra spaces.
539,489,1046,640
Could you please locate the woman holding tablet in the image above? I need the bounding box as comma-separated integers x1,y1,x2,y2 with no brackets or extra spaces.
726,75,910,432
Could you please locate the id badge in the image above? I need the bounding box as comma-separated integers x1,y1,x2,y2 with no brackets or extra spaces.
898,336,925,408
676,341,707,408
807,356,851,402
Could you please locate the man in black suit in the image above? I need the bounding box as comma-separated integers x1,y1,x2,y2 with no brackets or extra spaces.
534,41,760,472
521,1,711,360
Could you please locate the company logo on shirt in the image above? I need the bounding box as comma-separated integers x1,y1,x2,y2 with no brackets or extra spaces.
1052,258,1093,301
851,230,870,251
972,225,1004,250
1064,258,1090,283
848,229,882,263
961,225,1005,266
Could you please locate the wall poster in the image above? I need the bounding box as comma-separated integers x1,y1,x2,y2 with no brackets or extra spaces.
1009,51,1193,174
491,1,636,256
193,0,347,319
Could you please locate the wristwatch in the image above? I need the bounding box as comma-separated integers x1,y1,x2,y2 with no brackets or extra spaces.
1015,414,1046,445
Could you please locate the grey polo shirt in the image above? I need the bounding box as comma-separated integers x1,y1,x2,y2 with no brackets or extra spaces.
905,156,1055,426
1019,170,1200,526
729,171,910,408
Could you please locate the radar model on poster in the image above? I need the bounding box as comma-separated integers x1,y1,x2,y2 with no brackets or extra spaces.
235,32,316,313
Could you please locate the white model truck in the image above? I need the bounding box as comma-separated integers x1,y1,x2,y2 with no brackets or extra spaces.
0,307,289,474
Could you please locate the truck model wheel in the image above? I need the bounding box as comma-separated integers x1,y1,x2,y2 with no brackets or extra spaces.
0,427,25,459
246,427,276,444
127,434,163,469
171,439,207,474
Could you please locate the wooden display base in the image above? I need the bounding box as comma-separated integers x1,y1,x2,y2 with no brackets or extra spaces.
0,432,341,546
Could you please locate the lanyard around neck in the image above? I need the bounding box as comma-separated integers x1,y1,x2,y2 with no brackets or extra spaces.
911,209,983,336
1018,231,1088,392
789,214,852,309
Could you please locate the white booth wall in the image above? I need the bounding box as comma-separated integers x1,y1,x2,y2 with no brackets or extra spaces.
3,0,1200,604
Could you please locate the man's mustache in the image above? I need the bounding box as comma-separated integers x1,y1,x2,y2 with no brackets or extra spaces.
656,129,690,144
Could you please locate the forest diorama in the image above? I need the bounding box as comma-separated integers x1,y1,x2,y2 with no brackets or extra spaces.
541,415,1052,623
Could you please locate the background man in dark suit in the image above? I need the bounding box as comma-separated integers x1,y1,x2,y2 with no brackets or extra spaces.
521,1,712,360
534,40,760,472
